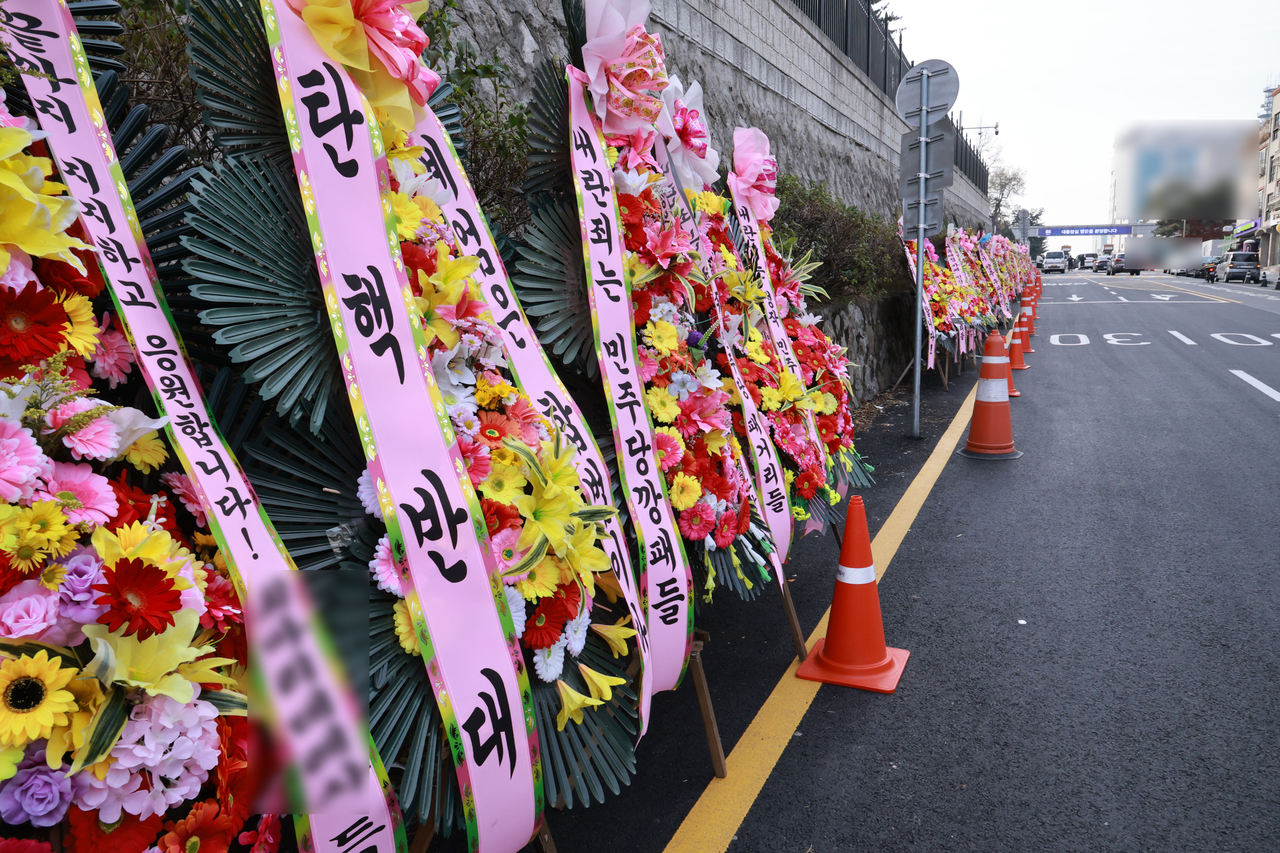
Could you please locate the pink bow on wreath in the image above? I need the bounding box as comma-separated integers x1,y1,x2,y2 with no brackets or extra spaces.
581,0,674,136
728,127,780,222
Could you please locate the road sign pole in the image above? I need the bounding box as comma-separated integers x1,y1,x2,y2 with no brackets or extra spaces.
912,70,929,439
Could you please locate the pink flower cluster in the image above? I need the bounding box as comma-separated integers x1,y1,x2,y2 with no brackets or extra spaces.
73,691,221,822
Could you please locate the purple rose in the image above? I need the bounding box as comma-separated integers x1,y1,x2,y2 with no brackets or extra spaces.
57,549,107,624
0,747,71,827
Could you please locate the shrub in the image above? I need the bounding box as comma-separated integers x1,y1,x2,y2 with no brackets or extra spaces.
770,175,913,304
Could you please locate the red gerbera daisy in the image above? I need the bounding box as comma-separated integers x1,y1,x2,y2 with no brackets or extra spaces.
65,806,164,853
736,496,752,536
0,840,53,853
481,498,522,536
524,592,572,649
158,800,238,853
794,468,822,500
713,511,737,549
92,557,183,638
0,282,69,375
475,410,519,449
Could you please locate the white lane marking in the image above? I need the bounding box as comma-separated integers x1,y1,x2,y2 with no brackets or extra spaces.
1046,300,1222,305
1050,334,1090,346
1274,334,1280,341
1117,296,1128,302
1211,333,1273,346
1068,294,1083,301
1151,294,1175,301
1168,331,1197,345
1103,333,1150,346
1231,370,1280,402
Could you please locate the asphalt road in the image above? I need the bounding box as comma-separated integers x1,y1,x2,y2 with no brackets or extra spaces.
469,271,1280,852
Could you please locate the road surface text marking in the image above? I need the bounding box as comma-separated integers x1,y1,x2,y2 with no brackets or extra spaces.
1168,331,1198,345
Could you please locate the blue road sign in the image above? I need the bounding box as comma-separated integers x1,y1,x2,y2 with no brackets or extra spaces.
1031,226,1134,237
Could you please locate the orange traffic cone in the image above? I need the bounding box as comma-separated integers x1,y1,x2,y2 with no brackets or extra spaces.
1009,322,1030,370
1025,296,1037,336
796,496,909,693
957,332,1022,459
1005,343,1022,398
1018,315,1034,354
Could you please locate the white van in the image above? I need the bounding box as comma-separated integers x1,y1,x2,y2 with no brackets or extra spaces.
1042,250,1068,273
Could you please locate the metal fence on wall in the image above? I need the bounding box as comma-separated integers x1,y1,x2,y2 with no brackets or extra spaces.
788,0,988,195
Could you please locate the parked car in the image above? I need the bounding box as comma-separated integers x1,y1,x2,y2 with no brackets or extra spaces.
1195,256,1220,279
1042,250,1068,273
1107,253,1139,276
1094,255,1112,272
1212,251,1261,283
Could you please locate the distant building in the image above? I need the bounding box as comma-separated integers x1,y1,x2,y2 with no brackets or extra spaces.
1260,84,1280,270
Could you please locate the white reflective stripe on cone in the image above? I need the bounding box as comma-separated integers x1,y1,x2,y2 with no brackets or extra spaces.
837,563,877,585
976,377,1009,403
984,356,1010,364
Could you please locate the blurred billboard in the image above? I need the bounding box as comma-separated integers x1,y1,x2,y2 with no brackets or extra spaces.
1113,122,1256,222
1124,237,1204,270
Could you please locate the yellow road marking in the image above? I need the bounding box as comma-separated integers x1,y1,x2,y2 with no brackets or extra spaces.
662,383,980,853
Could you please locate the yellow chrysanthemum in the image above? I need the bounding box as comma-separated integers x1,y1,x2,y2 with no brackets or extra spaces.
475,375,516,408
3,533,48,573
0,651,78,747
590,616,637,658
490,447,518,468
125,430,168,474
16,500,68,552
668,473,701,511
57,293,99,357
478,464,527,504
514,555,562,600
388,191,425,240
645,386,680,424
38,562,66,591
555,679,602,730
393,600,420,656
746,340,770,365
694,191,727,216
642,320,679,357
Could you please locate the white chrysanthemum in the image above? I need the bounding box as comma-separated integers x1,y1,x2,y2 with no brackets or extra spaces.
533,636,568,682
505,584,527,639
564,611,591,657
356,467,383,519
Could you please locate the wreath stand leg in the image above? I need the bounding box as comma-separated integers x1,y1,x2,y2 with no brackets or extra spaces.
778,578,809,662
533,821,559,853
690,628,728,778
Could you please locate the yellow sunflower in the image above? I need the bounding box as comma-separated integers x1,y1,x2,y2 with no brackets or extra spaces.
0,651,78,747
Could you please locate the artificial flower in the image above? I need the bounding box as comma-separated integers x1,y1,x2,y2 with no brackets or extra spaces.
0,651,77,747
0,746,71,827
0,419,47,502
65,806,164,853
668,472,701,511
513,476,573,557
156,798,237,853
554,678,602,731
92,557,184,639
677,502,716,540
82,609,236,705
368,534,404,597
579,663,626,703
122,431,167,474
35,461,118,525
591,615,637,658
392,599,418,655
0,283,68,376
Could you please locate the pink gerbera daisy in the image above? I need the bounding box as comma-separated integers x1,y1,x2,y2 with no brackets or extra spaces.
369,534,404,597
45,397,120,460
35,460,119,524
161,472,207,527
199,573,243,633
475,410,519,449
505,397,544,445
460,438,492,487
489,527,524,575
653,430,683,472
0,418,50,502
677,502,716,540
90,314,135,388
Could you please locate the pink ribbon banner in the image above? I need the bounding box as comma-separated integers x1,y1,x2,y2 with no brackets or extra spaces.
651,144,793,571
727,180,830,479
263,1,540,849
0,4,399,847
406,107,654,734
567,69,692,693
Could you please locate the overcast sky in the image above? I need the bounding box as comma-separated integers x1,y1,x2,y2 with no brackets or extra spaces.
895,0,1280,251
